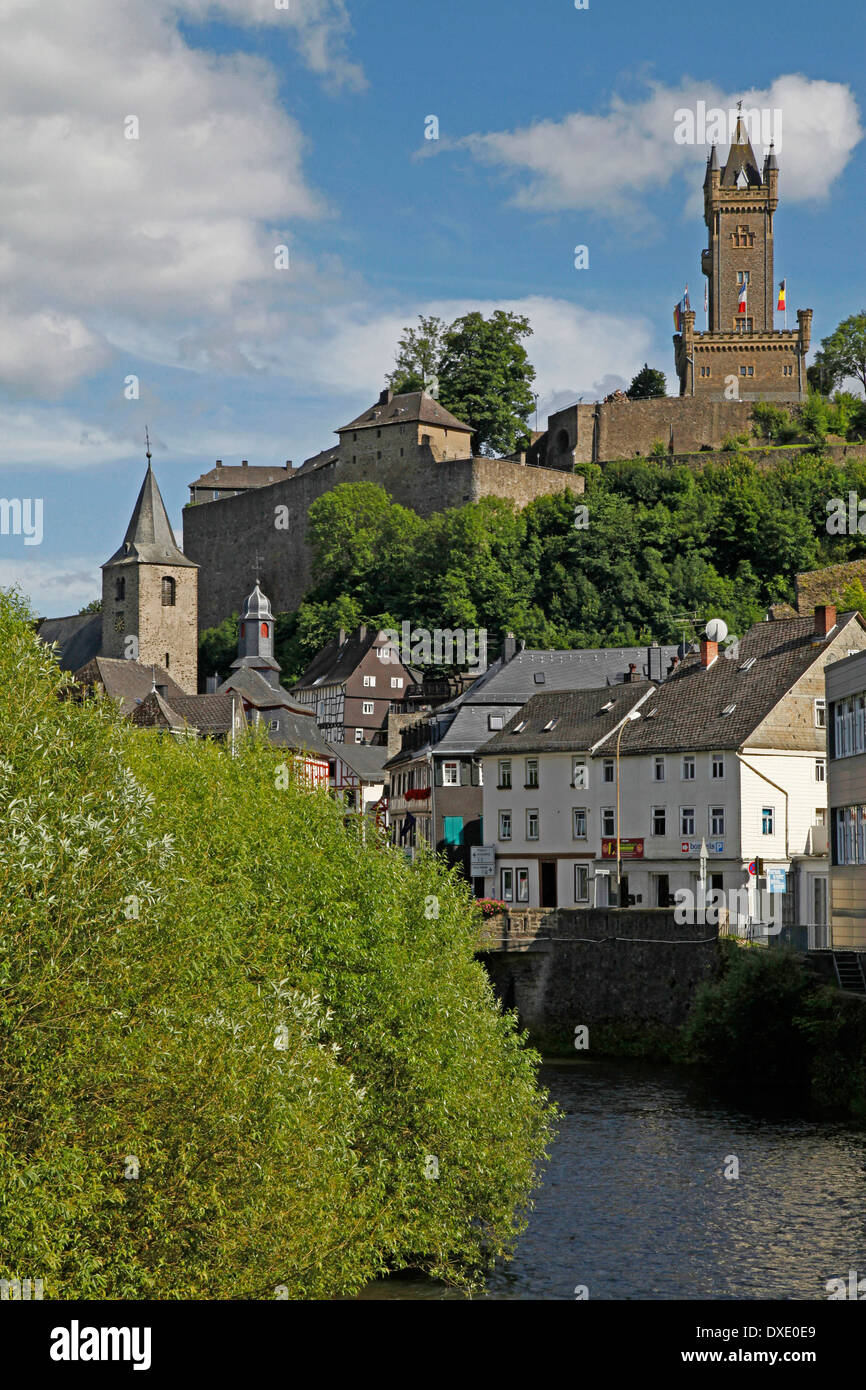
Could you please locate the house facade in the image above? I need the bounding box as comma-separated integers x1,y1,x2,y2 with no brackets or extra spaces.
479,608,866,942
826,648,866,949
292,625,415,746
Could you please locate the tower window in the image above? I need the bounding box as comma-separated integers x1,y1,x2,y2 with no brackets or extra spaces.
165,652,170,668
162,576,176,607
260,623,268,638
115,577,125,600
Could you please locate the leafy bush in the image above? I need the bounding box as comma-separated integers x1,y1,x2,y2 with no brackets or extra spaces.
0,591,552,1298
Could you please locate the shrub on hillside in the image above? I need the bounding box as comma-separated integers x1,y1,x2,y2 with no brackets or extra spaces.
0,590,552,1298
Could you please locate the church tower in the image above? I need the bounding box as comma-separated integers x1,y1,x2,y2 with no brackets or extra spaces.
675,109,812,400
101,446,199,692
229,581,282,691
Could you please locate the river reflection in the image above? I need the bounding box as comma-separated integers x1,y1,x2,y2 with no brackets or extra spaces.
360,1058,866,1300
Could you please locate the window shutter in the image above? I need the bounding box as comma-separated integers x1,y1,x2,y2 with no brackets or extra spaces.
434,761,444,786
470,760,480,786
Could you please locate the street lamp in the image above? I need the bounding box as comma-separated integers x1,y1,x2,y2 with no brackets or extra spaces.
616,709,641,907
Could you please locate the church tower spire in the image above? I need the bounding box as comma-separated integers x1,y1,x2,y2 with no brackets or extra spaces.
100,437,199,691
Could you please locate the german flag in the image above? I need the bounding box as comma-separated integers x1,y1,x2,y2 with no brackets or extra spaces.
777,279,786,311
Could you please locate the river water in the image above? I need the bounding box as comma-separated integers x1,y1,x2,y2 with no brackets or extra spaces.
361,1059,866,1300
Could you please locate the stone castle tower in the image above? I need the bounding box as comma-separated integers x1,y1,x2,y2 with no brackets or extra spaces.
101,454,199,691
675,111,812,400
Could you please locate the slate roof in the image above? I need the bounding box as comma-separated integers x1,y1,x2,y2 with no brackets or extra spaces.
478,683,656,757
461,645,677,704
219,667,302,711
615,613,865,755
256,708,332,756
103,463,195,568
327,743,389,781
294,627,407,689
337,390,472,436
37,612,102,674
721,115,762,187
295,447,340,475
72,656,186,717
189,463,292,490
130,690,237,735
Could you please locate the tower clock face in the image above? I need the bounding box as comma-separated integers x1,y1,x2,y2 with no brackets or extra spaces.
114,614,125,633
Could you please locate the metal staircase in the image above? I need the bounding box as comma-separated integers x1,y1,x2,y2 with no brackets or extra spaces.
831,951,866,994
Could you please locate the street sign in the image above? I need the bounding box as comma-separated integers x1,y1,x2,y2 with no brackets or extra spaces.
766,868,787,893
748,860,757,877
470,845,496,877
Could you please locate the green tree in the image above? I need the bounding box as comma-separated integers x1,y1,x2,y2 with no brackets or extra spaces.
626,363,667,399
0,589,553,1297
438,310,537,456
750,401,798,444
387,314,447,395
812,312,866,394
199,610,239,684
77,597,103,614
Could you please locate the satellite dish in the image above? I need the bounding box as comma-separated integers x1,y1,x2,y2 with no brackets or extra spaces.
705,618,728,644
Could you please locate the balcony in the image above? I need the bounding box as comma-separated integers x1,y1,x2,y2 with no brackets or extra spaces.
806,824,829,856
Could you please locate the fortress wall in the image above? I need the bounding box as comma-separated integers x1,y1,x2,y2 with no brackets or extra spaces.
183,447,580,632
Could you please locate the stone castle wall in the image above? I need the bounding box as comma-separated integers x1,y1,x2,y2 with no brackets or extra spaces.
183,445,582,631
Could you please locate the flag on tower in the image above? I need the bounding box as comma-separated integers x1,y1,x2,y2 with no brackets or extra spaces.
777,279,786,311
704,281,708,314
738,280,748,313
673,301,682,332
683,284,691,312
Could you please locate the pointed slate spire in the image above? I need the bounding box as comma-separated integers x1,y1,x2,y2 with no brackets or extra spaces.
709,142,719,171
103,455,195,568
721,108,762,188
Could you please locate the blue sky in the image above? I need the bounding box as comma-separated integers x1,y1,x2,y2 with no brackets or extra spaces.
0,0,863,615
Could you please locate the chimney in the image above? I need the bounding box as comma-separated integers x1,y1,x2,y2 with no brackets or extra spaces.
626,662,639,683
502,632,518,663
359,624,368,643
699,637,718,669
667,656,680,674
241,459,248,468
378,387,393,406
815,604,836,637
285,460,292,470
215,459,222,467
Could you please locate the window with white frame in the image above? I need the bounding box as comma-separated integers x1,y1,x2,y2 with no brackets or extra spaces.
516,868,529,903
573,758,588,788
526,809,539,840
654,757,666,782
354,729,364,743
442,761,459,786
711,753,725,779
815,698,826,728
710,806,725,836
680,807,695,836
501,868,514,902
573,807,587,839
525,759,539,788
363,675,376,688
762,806,775,835
681,756,695,781
390,677,403,689
815,759,826,782
652,806,666,836
499,810,512,841
602,758,614,783
362,701,374,715
574,865,589,903
499,760,512,788
601,807,615,837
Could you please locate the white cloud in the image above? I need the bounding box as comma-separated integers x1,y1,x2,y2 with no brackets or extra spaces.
451,76,862,215
0,0,336,393
171,0,366,91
